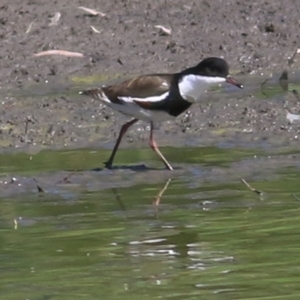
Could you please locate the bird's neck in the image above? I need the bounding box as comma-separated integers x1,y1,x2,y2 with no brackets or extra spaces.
178,74,225,103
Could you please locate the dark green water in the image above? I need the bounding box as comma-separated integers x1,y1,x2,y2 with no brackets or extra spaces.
1,147,300,299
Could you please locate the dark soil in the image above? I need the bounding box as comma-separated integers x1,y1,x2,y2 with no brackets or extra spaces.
1,0,300,153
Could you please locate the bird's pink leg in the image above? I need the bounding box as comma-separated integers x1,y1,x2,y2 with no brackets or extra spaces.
105,118,138,168
149,122,173,170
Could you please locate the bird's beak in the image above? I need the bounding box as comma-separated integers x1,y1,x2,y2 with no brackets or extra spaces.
226,76,243,89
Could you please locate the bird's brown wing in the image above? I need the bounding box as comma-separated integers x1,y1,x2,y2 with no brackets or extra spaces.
102,74,173,105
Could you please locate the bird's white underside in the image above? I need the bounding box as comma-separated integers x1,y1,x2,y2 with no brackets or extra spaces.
99,90,171,123
97,74,225,125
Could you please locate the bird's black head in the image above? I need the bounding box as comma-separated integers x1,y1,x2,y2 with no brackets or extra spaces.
179,57,243,89
193,57,229,78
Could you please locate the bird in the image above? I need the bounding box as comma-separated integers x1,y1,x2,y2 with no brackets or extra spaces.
80,57,243,170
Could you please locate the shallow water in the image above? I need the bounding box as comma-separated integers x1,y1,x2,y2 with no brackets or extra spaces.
1,147,300,300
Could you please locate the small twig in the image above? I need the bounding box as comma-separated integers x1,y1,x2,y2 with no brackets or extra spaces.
155,25,172,36
291,194,300,202
91,25,101,33
241,178,263,195
33,50,84,58
26,21,35,34
24,116,35,134
112,188,127,211
260,77,270,97
78,6,106,17
14,219,18,230
57,170,79,184
153,179,171,207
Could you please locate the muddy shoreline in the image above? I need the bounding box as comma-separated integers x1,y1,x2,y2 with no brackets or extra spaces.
1,0,300,153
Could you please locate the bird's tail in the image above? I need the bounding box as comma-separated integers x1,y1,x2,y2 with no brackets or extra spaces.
79,88,104,100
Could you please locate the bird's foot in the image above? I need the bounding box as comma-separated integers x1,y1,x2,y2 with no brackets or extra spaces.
104,161,113,169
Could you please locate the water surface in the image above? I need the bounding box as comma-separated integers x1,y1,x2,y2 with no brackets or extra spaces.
1,147,300,300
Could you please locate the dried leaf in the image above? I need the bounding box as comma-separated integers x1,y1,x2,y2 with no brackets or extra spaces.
33,50,84,57
285,109,300,123
49,12,61,26
155,25,172,36
78,6,106,17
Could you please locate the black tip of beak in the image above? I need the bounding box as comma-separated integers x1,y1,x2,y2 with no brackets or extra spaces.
226,76,243,89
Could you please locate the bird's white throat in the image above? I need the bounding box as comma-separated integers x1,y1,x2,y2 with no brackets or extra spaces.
178,74,225,103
